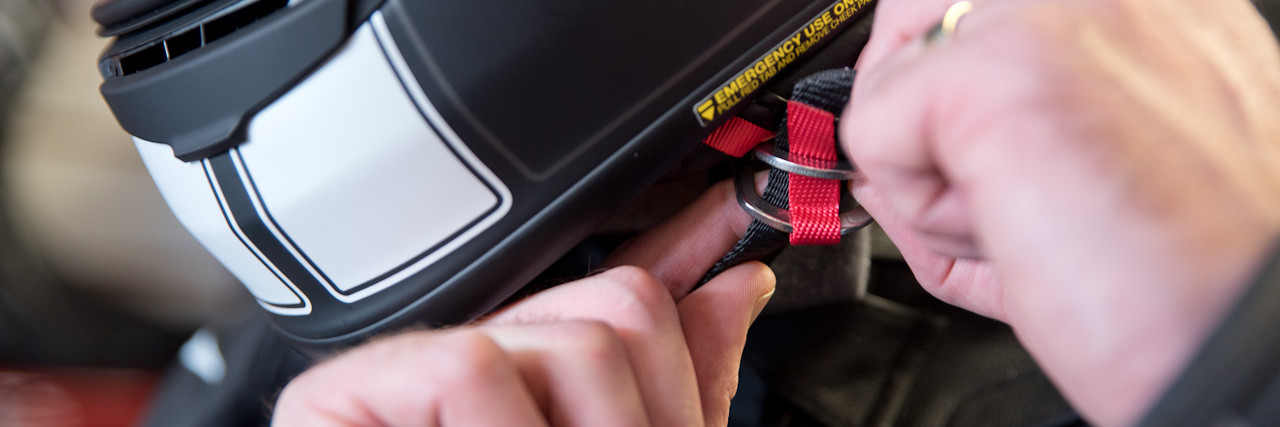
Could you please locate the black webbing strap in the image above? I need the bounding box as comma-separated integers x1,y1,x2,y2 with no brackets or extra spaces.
789,68,858,116
1136,241,1280,426
699,68,856,285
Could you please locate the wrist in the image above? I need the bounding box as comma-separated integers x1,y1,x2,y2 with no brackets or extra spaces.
1005,231,1277,426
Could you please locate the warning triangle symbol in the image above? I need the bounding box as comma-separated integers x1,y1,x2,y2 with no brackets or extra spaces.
697,100,716,122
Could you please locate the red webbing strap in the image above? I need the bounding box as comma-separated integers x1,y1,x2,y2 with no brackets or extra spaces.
702,117,775,157
786,101,841,245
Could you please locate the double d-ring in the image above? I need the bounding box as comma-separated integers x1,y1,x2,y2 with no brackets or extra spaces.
733,145,873,236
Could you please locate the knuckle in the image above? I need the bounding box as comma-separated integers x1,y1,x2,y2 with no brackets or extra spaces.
597,266,674,316
420,330,510,385
572,266,679,331
554,320,627,360
600,264,658,285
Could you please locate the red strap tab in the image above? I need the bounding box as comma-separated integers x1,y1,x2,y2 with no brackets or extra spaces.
702,117,775,157
786,101,841,245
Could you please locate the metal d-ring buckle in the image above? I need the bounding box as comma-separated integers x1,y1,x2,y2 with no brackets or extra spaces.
752,141,859,180
734,146,874,236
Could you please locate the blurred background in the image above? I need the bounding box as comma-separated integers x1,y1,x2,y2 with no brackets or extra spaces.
1,0,252,425
1,0,1280,426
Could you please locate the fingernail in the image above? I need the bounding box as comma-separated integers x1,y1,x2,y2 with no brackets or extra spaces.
750,288,775,324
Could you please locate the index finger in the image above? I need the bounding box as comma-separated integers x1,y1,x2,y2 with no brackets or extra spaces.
603,178,754,300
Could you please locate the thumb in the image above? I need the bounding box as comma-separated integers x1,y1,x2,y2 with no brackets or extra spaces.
677,261,775,427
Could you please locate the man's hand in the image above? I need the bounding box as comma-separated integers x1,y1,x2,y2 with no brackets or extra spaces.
844,0,1280,424
272,180,772,427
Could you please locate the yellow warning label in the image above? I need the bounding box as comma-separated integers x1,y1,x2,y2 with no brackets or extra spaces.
694,0,872,126
697,100,716,122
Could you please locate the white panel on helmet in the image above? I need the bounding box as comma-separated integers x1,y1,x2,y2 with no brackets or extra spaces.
235,21,509,302
134,138,310,315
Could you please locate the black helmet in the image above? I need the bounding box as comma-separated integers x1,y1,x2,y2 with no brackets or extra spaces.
93,0,876,352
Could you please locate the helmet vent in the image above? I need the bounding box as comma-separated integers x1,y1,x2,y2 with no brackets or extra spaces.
110,0,289,77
